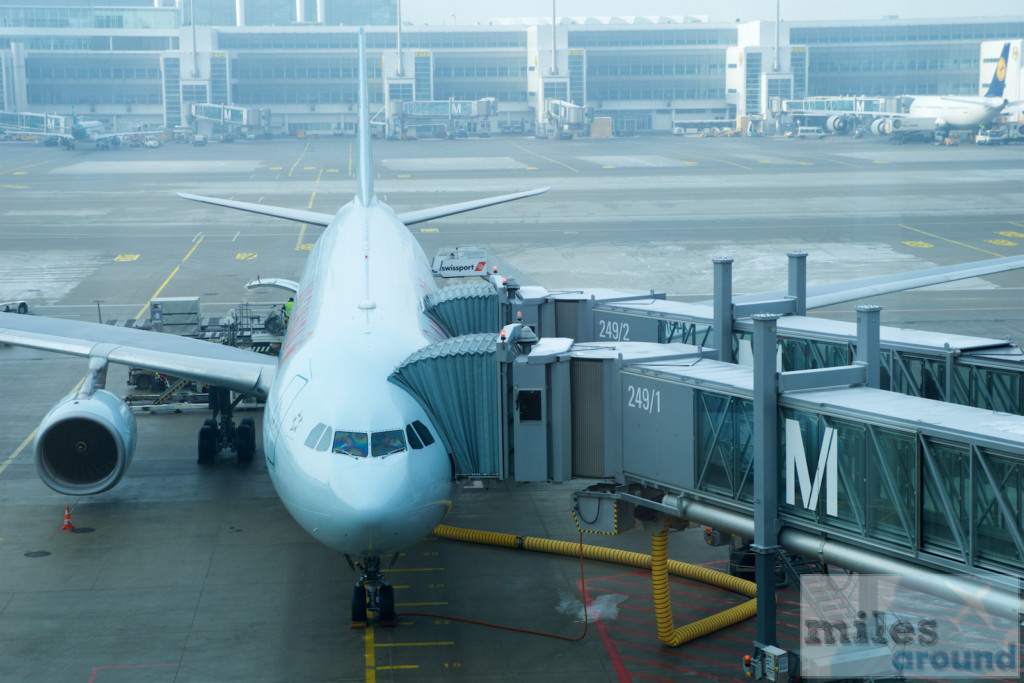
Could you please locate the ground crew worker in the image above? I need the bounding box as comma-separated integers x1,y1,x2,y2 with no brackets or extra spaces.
284,297,293,324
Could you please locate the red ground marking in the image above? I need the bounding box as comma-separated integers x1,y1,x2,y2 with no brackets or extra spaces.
620,654,741,682
87,664,179,683
590,590,633,682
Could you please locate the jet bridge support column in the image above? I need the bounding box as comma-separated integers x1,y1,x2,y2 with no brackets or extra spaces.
787,252,807,316
856,305,882,388
752,313,781,648
713,258,733,363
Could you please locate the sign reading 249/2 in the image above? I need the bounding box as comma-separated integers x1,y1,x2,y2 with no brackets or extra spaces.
626,384,661,414
593,312,659,342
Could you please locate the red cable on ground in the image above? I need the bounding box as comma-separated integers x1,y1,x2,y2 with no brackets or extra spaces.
399,530,590,642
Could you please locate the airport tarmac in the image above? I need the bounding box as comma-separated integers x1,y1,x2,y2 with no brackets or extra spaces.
1,134,1022,682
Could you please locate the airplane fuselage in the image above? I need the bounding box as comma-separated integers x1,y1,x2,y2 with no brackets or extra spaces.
907,96,1006,128
262,197,456,557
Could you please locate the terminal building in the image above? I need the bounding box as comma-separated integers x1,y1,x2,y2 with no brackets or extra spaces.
1,1,1022,136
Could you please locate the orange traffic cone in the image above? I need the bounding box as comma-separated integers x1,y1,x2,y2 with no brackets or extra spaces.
61,504,75,531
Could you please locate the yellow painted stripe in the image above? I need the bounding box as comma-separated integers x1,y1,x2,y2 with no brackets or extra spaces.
396,602,448,607
375,641,455,648
0,376,85,480
383,567,445,572
507,140,578,173
365,625,375,683
899,224,1005,258
377,665,419,670
289,141,311,177
133,235,204,320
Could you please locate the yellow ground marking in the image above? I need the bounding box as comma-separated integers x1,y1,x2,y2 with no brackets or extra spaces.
348,140,354,176
757,160,772,164
396,601,448,607
2,185,28,189
303,166,316,170
602,165,615,169
115,254,139,261
986,239,1017,246
365,625,375,683
526,166,538,170
375,641,455,648
1009,222,1024,230
1,377,85,480
326,169,339,173
398,174,411,178
798,162,813,165
902,241,934,248
383,567,444,572
997,231,1024,238
377,665,419,670
899,224,1006,258
506,140,578,173
873,160,889,164
269,166,283,170
419,227,438,233
295,170,323,251
687,154,750,170
289,141,311,176
0,157,56,176
133,235,204,319
235,253,257,260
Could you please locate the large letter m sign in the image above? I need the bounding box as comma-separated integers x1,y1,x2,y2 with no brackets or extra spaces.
785,419,838,517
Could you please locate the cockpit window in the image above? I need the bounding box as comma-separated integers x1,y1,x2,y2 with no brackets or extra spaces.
405,424,423,450
333,431,369,457
372,429,407,457
315,428,332,451
412,420,435,446
304,424,327,448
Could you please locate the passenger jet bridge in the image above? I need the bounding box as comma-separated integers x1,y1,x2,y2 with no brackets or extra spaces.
395,251,1024,680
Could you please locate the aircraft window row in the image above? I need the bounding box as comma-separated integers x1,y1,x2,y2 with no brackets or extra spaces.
302,421,436,456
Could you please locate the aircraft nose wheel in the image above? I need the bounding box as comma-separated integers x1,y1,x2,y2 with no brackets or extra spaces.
349,556,397,628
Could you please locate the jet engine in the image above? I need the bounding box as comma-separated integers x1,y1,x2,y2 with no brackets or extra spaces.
870,119,887,135
109,136,121,148
35,389,137,495
825,115,849,134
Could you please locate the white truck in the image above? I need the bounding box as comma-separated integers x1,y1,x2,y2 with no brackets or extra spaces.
975,129,1008,145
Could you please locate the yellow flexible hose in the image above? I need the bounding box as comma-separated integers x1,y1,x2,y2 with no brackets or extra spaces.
432,520,759,647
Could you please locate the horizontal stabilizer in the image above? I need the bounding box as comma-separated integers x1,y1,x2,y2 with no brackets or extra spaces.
178,192,335,227
397,188,549,226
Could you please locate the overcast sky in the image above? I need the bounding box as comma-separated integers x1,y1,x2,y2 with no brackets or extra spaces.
400,1,1008,26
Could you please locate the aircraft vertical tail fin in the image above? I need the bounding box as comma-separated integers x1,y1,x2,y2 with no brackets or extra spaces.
356,28,375,206
984,42,1010,98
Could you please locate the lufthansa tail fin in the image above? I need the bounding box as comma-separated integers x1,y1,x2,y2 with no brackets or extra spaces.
984,42,1010,98
355,28,374,206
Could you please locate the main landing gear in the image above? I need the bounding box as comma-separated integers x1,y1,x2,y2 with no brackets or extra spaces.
197,387,256,465
347,554,397,628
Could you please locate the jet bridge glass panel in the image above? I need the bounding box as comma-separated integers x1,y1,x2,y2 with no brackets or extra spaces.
694,391,755,505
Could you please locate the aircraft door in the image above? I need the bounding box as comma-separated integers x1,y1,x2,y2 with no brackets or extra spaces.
266,374,307,466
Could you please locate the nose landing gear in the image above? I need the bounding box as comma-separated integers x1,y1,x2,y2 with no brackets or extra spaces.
347,554,397,628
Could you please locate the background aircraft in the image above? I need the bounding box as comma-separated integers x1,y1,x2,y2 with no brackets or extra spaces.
798,42,1011,137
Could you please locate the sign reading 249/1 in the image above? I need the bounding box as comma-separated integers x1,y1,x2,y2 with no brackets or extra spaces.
626,384,661,414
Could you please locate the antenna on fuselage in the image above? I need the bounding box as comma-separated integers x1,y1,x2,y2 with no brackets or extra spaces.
356,29,375,206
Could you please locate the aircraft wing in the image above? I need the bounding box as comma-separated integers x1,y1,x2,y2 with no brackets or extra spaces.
178,192,335,226
0,312,277,398
396,187,549,226
724,254,1024,311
